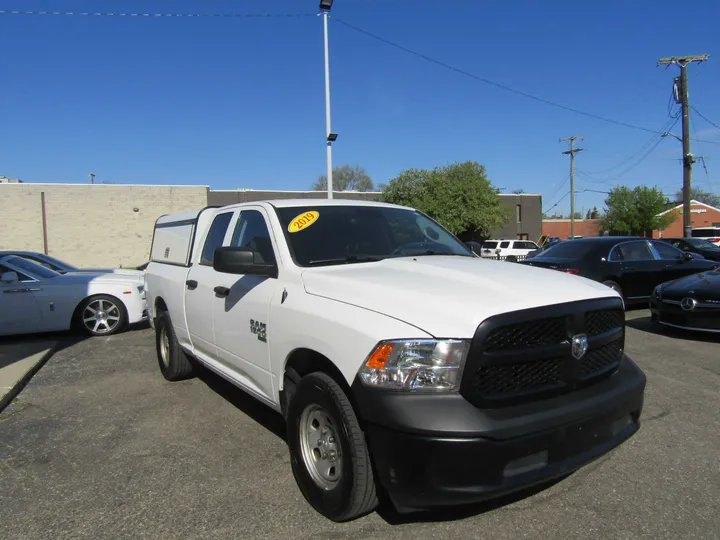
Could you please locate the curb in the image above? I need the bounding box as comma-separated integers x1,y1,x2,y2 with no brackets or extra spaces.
0,344,57,415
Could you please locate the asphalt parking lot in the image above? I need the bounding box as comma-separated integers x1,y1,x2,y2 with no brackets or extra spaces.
1,310,719,540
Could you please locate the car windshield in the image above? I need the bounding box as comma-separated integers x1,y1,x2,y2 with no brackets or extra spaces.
22,253,77,273
7,256,60,279
538,241,593,259
274,205,473,267
686,238,720,250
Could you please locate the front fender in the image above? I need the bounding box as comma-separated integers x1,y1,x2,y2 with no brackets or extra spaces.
269,288,432,401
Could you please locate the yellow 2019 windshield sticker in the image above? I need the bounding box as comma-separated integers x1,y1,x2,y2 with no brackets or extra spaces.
288,211,319,233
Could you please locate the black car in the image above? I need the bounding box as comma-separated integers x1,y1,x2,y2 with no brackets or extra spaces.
658,237,720,262
650,269,720,333
525,240,562,260
522,236,720,306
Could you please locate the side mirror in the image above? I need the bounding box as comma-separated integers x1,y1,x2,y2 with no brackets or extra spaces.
213,247,278,278
683,252,694,261
1,271,19,284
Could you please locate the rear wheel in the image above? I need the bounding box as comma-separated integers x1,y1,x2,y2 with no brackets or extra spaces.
287,372,378,522
155,310,195,381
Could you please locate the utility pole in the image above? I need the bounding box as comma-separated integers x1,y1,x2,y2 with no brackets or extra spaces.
658,54,710,238
319,0,337,200
560,136,584,238
89,173,95,184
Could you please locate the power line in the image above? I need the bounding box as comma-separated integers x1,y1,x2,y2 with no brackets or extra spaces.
582,113,681,176
334,17,720,144
691,106,720,131
577,114,681,184
0,10,316,18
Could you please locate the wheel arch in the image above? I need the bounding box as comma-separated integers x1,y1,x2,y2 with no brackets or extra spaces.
71,292,129,330
281,347,356,420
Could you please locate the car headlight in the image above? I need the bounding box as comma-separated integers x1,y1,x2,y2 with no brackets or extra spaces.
358,339,470,392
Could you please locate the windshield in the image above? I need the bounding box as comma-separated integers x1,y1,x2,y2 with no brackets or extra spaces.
538,241,593,259
7,256,60,279
274,205,473,267
686,238,720,250
22,253,77,272
482,241,498,249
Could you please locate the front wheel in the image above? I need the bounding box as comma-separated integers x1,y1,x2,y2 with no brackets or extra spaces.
78,294,127,336
287,372,378,522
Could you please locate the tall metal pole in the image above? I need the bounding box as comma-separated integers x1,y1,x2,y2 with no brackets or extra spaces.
323,10,333,199
658,54,709,238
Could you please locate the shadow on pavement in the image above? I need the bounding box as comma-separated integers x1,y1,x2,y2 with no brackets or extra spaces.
196,365,287,442
376,475,569,525
625,316,720,343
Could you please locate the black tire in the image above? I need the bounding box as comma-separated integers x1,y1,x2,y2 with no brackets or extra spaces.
287,372,378,522
76,294,128,336
505,255,518,263
603,280,624,299
155,310,195,381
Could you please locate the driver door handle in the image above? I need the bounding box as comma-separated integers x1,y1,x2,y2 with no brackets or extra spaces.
186,280,198,290
214,286,231,297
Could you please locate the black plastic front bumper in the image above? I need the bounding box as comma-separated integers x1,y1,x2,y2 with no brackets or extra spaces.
650,298,720,333
351,356,646,510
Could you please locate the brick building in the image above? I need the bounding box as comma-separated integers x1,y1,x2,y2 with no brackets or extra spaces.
542,218,603,239
653,200,720,238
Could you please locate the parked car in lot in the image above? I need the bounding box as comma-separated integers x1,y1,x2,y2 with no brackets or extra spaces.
650,269,720,333
691,226,720,247
657,238,720,262
478,239,539,261
0,255,147,337
525,239,562,260
522,237,719,306
145,200,646,522
0,250,145,276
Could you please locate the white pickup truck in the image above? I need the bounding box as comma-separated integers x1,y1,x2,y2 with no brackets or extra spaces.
144,199,646,522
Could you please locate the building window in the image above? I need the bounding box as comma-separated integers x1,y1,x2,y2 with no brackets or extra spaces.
516,204,522,223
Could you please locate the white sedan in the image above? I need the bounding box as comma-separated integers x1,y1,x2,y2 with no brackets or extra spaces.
0,255,147,337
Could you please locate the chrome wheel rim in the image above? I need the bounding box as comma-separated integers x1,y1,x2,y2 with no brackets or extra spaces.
299,404,343,490
159,326,170,366
82,299,121,334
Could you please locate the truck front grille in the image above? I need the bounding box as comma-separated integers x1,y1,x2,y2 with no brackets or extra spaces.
460,299,625,408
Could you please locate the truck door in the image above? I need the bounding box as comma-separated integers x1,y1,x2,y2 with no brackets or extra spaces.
185,210,234,359
211,207,279,403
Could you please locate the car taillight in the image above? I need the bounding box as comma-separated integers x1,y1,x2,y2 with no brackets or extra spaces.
564,269,580,275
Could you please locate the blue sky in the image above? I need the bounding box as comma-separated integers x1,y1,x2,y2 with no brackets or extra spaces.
1,0,719,215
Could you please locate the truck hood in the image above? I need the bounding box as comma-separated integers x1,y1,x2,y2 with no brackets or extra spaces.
301,256,620,338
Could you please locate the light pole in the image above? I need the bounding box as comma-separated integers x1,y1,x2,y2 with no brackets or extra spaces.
320,0,337,199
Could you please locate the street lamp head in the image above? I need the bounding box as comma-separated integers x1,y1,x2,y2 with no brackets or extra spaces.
319,0,334,10
327,133,338,142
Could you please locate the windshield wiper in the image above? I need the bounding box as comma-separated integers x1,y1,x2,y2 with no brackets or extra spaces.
306,255,383,267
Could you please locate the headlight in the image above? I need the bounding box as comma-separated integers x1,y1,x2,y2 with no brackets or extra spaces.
358,339,470,392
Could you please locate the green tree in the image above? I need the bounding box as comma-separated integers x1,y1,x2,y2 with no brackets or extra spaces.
313,165,374,192
382,161,511,237
585,206,600,219
674,187,720,208
603,186,675,235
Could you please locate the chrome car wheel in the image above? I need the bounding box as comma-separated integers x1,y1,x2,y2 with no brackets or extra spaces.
82,298,121,335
